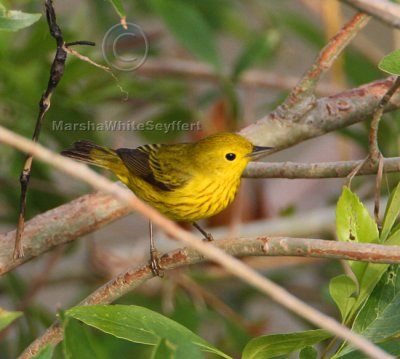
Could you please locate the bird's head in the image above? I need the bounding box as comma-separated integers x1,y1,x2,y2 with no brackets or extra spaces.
191,133,272,176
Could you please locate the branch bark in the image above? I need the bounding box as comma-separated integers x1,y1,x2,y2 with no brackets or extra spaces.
0,126,392,359
0,192,131,275
240,76,400,149
244,157,400,178
14,0,95,258
2,77,399,273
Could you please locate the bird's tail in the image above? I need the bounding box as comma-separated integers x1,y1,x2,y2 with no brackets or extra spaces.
61,140,123,173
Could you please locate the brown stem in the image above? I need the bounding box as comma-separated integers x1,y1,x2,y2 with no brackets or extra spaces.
1,192,132,275
244,156,400,179
14,0,95,259
240,76,400,149
374,153,384,225
276,12,370,120
369,76,400,160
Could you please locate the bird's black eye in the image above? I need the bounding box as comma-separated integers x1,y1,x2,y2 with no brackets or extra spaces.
225,153,236,161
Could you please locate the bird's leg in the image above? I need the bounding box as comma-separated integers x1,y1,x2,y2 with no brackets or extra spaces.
193,222,214,241
149,220,164,277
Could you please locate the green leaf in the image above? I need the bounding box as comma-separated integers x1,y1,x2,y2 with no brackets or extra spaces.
151,339,176,359
353,265,400,342
0,307,22,330
63,318,100,359
66,305,231,359
107,0,126,19
150,0,221,71
299,346,317,359
336,186,379,245
0,7,41,32
336,186,379,280
348,221,400,320
379,49,400,75
337,339,400,359
242,330,331,359
329,275,357,322
335,187,392,322
32,345,54,359
381,181,400,242
231,30,280,80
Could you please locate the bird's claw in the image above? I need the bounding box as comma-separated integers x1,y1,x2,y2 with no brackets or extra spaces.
203,232,214,242
149,248,164,277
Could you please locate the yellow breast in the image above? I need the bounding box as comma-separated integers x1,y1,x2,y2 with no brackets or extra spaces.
123,173,241,222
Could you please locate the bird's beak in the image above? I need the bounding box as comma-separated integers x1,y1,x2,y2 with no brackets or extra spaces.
246,146,273,160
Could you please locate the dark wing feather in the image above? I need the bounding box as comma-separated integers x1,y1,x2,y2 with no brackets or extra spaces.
116,144,189,191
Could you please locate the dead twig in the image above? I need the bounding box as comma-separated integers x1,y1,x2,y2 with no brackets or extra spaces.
276,12,370,121
14,0,95,259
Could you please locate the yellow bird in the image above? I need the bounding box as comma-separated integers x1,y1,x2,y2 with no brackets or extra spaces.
62,132,272,274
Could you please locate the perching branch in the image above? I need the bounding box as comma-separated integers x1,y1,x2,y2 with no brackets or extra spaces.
0,189,387,276
2,76,400,273
18,236,400,359
14,0,95,259
244,156,400,178
0,127,393,359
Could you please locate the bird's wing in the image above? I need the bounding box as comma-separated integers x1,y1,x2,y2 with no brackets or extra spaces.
116,144,190,191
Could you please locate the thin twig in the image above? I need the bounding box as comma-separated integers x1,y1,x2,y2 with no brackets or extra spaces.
0,127,393,359
369,76,400,160
14,0,95,259
374,153,384,225
342,0,400,28
276,12,370,120
175,274,256,334
367,76,400,223
245,157,400,179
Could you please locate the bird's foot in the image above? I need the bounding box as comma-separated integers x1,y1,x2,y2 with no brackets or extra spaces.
149,248,164,277
203,232,214,242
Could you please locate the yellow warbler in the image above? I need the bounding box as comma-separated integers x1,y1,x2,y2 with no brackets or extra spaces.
62,132,272,274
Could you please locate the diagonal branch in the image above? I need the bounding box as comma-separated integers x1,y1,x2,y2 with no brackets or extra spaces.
275,12,370,120
240,76,400,148
2,76,400,274
0,126,393,359
17,236,400,359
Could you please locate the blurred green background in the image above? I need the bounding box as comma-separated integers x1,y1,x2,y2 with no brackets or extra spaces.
0,1,399,358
